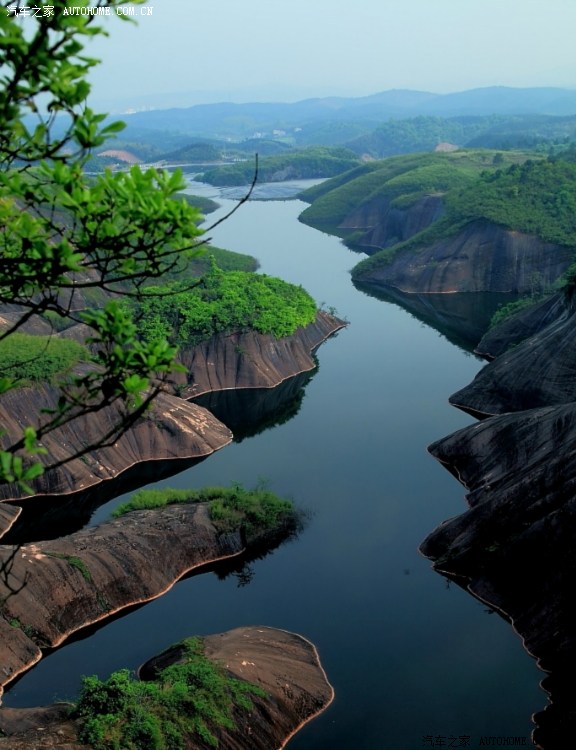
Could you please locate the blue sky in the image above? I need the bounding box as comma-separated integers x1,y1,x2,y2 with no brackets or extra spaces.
87,0,576,110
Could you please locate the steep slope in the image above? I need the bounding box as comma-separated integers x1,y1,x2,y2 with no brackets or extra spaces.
420,403,576,749
351,157,576,295
450,295,576,416
355,218,573,294
420,281,576,748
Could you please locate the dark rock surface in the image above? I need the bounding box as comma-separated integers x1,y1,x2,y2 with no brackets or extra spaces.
421,286,576,748
450,295,576,416
340,194,444,252
421,403,576,748
475,293,570,360
355,219,573,294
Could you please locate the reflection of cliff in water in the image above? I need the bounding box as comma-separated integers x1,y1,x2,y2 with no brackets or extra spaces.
353,280,517,353
192,368,316,442
4,370,317,545
1,456,207,545
2,509,304,705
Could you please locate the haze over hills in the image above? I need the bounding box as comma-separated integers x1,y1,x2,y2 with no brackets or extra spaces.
121,86,576,141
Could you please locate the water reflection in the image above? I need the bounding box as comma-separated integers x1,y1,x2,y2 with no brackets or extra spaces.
2,456,206,545
192,368,316,442
354,280,517,352
2,509,304,705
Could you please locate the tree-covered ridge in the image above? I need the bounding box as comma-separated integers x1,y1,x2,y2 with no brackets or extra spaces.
344,113,576,158
350,154,576,280
199,146,360,186
445,159,576,247
135,263,317,346
299,149,533,232
345,115,502,158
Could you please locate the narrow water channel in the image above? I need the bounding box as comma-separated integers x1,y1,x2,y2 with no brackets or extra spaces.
5,185,544,749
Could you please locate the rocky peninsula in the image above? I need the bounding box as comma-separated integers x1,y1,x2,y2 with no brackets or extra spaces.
0,307,342,748
0,482,303,697
0,311,345,504
0,626,334,750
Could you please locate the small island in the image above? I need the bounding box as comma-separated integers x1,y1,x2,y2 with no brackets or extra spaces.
0,626,334,750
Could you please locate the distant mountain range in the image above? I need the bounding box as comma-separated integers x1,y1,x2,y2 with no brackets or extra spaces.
121,86,576,142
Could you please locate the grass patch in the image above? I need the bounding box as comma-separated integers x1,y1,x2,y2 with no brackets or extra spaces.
489,295,549,329
0,334,86,386
186,247,259,274
112,483,295,538
74,636,266,750
44,551,92,582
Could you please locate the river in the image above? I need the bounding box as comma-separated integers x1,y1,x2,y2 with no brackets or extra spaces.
4,183,544,749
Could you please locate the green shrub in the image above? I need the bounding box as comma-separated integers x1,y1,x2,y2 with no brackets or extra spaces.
74,637,265,750
112,482,294,537
489,296,546,328
135,263,317,345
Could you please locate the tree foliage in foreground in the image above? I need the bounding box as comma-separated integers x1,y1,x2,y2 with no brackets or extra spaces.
0,1,211,489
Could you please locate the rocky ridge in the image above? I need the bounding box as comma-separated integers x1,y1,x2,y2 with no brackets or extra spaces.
420,290,576,748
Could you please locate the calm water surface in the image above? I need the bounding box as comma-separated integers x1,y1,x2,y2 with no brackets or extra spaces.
5,184,544,749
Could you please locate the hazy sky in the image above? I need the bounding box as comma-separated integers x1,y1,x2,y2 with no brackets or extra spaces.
87,0,576,110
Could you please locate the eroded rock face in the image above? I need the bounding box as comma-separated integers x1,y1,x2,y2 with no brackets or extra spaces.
173,310,346,398
142,626,335,750
474,293,570,360
0,390,233,503
0,627,334,750
422,290,576,747
355,219,573,294
339,194,445,252
450,296,576,416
